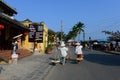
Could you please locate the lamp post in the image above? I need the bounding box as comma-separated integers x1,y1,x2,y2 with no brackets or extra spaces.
89,37,93,50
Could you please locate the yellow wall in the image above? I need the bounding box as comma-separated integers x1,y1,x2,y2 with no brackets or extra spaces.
21,21,48,54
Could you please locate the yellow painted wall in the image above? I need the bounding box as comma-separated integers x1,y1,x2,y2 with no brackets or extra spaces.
21,20,48,54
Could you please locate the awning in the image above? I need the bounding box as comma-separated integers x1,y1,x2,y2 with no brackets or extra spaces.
0,13,29,31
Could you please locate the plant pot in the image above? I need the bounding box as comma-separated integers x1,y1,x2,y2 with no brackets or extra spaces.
47,49,52,54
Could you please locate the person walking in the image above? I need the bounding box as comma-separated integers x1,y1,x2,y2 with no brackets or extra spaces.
59,41,68,65
11,39,19,64
75,42,83,62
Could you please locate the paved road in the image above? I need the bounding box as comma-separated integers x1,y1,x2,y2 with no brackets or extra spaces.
44,47,120,80
0,47,120,80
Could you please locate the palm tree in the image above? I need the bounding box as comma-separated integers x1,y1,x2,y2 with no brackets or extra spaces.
76,22,84,41
65,22,85,42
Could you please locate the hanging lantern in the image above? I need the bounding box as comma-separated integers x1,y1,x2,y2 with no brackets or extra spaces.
0,24,4,30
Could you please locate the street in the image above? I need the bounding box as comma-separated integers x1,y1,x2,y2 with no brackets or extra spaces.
0,47,120,80
44,47,120,80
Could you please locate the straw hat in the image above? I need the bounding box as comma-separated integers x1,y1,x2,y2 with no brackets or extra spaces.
76,42,80,46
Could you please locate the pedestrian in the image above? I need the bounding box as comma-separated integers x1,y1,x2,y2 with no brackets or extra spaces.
11,39,19,64
75,42,83,62
85,43,88,49
12,39,18,54
11,53,19,64
54,42,61,61
58,41,68,65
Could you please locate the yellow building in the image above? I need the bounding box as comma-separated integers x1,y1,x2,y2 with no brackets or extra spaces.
21,19,48,53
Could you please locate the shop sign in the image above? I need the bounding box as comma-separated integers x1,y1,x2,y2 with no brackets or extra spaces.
28,24,43,43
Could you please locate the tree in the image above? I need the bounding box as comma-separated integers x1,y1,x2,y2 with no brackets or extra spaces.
102,30,120,41
56,31,66,41
48,29,56,44
75,22,84,41
65,22,85,42
45,29,55,53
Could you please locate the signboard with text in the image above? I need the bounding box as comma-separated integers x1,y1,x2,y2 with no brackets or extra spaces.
28,24,43,43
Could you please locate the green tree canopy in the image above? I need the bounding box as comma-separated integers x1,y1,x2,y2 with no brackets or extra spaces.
102,30,120,41
65,22,85,42
48,29,56,44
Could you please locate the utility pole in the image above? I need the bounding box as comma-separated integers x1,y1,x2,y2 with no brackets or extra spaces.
83,31,85,42
61,20,63,41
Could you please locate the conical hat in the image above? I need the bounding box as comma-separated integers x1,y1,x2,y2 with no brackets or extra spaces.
76,42,80,45
61,41,65,46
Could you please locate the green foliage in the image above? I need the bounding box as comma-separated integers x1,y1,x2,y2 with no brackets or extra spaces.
45,44,53,54
102,30,120,41
65,22,85,41
56,31,66,41
32,22,39,27
48,29,56,43
47,21,85,42
46,44,52,50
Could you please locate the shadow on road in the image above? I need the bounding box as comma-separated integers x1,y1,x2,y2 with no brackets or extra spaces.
84,54,120,66
49,57,79,65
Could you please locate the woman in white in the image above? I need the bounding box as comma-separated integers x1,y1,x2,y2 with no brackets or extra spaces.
11,40,19,64
59,41,68,65
75,42,83,62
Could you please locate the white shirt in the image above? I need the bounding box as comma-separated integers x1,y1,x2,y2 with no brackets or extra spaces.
75,45,83,54
59,47,68,57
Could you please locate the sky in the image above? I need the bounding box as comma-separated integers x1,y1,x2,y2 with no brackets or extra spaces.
5,0,120,41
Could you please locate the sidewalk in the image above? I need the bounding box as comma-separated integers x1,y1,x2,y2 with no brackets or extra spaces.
0,49,56,80
0,49,33,64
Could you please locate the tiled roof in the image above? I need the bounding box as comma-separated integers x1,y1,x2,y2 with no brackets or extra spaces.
0,13,29,31
0,0,17,14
